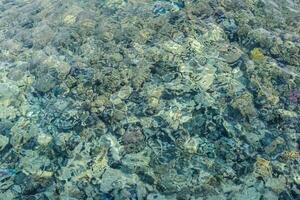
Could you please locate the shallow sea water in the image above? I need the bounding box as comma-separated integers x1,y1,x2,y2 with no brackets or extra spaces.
0,0,300,199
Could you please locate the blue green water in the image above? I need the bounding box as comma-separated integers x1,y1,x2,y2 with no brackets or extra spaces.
0,0,299,199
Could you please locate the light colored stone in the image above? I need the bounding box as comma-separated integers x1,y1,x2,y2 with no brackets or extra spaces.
0,83,19,103
233,187,261,200
0,134,9,151
118,86,133,100
198,66,216,91
37,133,53,146
263,190,278,200
162,40,184,54
266,176,287,193
43,56,71,77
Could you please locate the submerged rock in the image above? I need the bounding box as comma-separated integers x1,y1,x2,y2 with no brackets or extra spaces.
33,74,57,93
0,0,299,199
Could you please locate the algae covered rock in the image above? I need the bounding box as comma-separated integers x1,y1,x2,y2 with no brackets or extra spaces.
232,92,257,117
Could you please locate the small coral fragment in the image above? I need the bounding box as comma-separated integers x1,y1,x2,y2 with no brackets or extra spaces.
250,48,265,61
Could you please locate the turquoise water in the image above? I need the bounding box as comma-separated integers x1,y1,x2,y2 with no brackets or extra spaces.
0,0,299,199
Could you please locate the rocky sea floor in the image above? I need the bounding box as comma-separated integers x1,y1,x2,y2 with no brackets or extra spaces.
0,0,300,199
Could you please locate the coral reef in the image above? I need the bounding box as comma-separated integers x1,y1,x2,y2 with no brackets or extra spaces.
0,0,299,199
